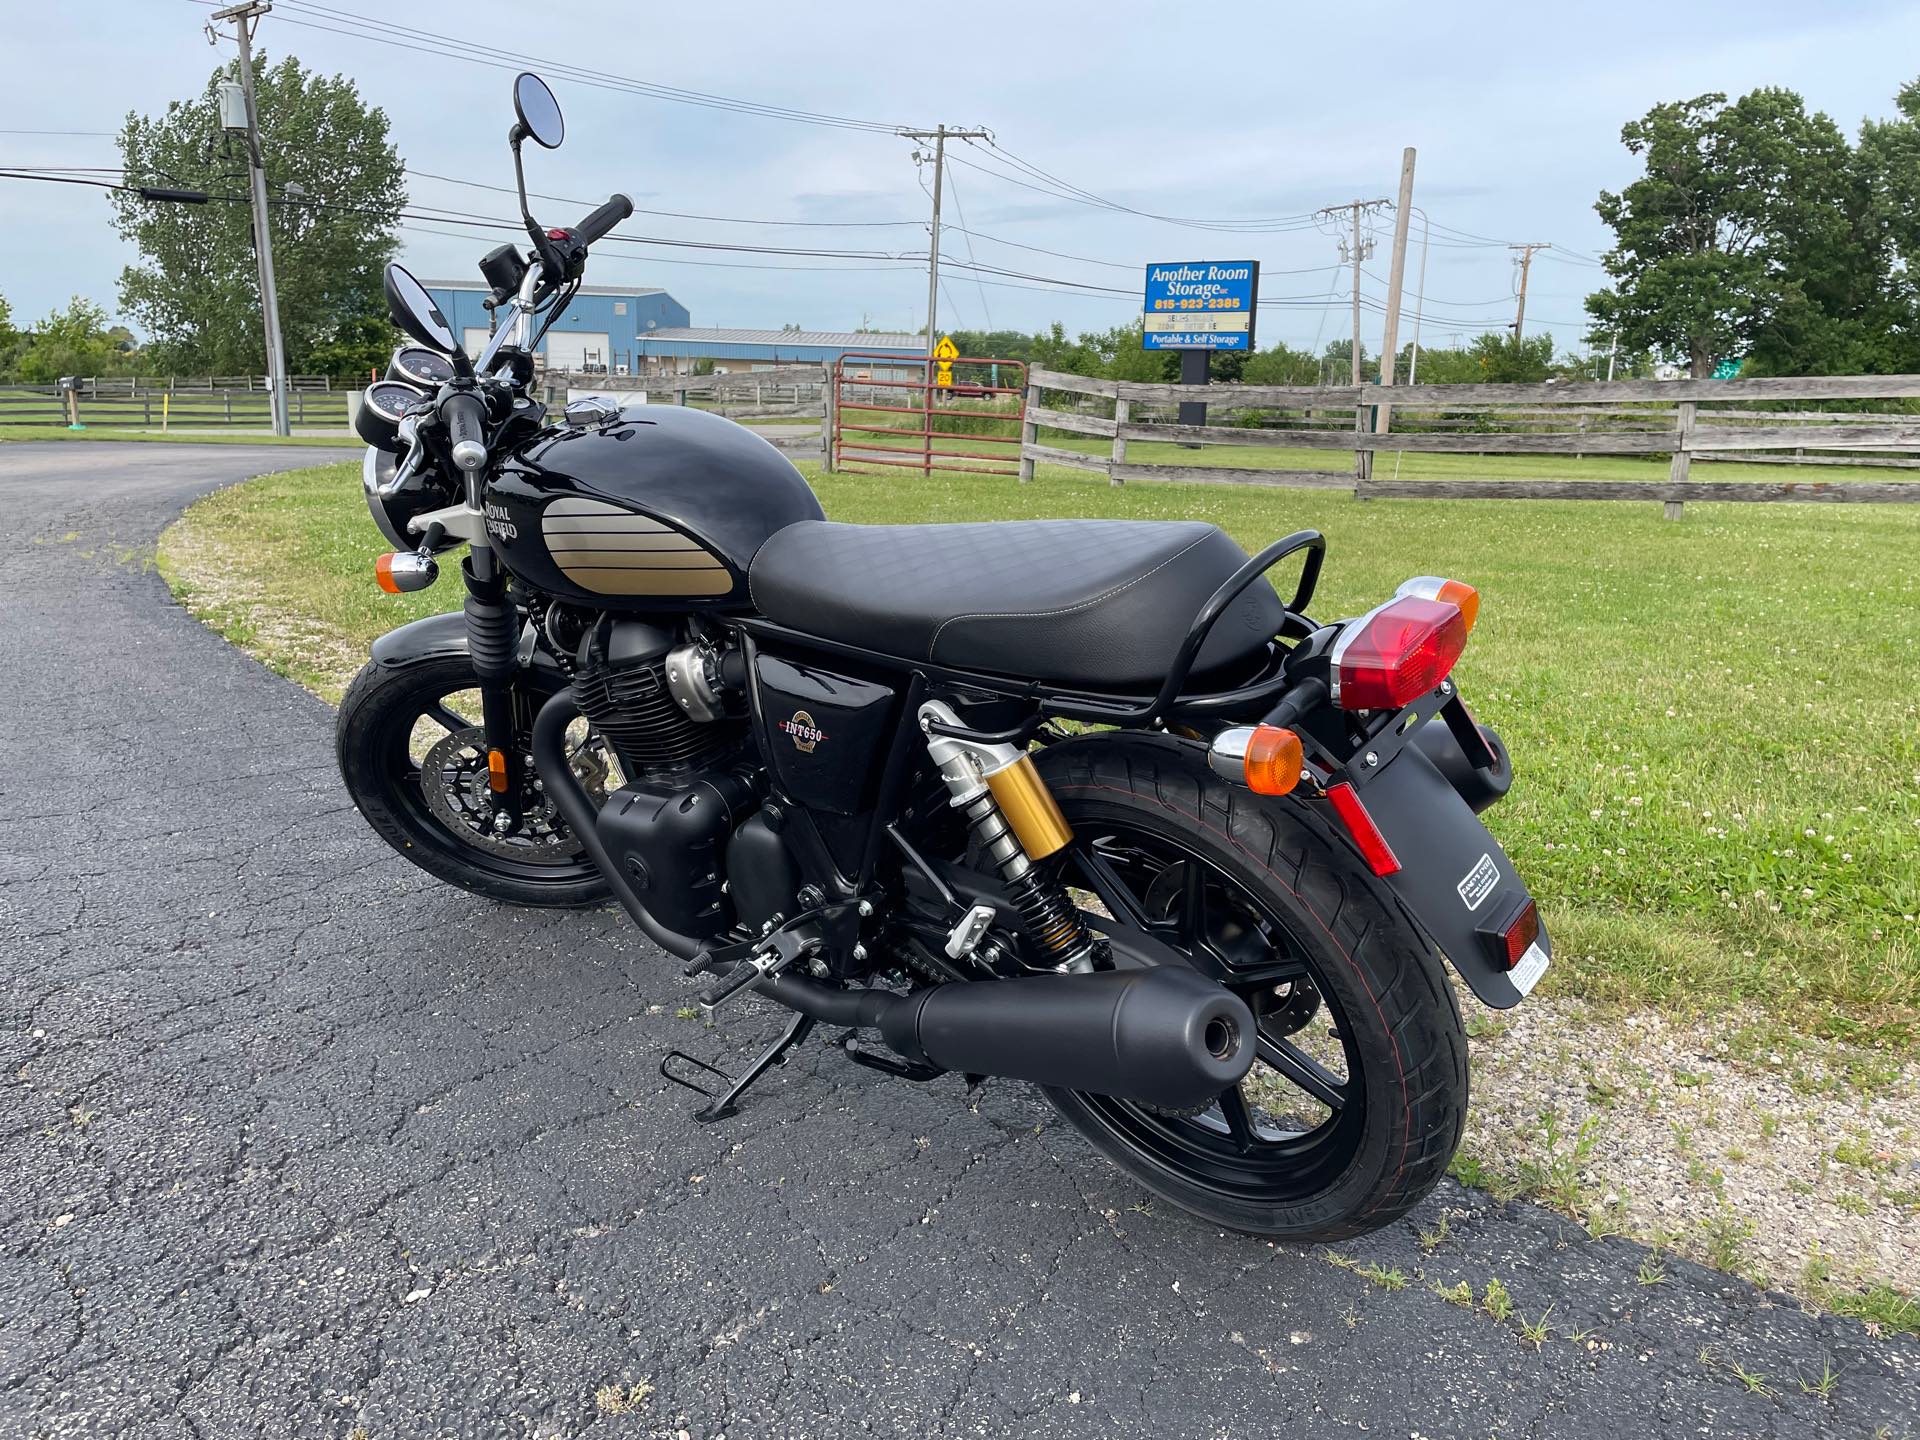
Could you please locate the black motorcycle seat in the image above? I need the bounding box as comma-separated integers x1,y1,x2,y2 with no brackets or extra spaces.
747,519,1284,688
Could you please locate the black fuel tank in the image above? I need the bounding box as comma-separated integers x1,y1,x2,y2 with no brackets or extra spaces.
485,405,824,610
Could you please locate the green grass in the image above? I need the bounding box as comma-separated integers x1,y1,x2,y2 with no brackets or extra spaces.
157,454,1920,1034
2,425,360,447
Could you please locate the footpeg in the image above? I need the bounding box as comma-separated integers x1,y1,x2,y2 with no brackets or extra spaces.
700,928,811,1011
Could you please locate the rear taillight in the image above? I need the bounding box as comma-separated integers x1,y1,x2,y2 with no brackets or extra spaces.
1331,596,1468,711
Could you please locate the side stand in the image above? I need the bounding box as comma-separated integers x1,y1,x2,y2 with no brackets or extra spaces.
661,1010,816,1122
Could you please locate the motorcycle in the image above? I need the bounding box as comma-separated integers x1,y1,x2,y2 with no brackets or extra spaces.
339,72,1551,1240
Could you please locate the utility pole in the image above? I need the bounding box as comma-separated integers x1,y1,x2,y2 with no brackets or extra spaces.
1313,198,1387,386
1377,149,1417,390
1508,242,1550,346
213,1,290,437
898,125,991,361
1315,196,1387,483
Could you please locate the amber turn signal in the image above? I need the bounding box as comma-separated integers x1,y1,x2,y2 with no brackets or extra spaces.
374,550,439,594
1207,724,1304,797
1396,575,1480,635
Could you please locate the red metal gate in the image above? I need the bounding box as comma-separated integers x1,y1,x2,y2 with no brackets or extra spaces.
832,352,1027,476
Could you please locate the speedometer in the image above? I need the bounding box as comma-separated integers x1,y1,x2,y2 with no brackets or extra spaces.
355,379,431,452
389,345,457,389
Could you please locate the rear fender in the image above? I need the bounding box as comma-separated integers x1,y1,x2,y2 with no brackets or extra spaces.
1339,743,1549,1009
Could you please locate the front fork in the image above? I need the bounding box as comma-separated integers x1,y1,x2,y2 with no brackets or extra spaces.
463,538,527,820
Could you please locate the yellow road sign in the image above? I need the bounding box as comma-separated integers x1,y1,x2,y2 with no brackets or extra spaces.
933,334,959,360
935,362,954,388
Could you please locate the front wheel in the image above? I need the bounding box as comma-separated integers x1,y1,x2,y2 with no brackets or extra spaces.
1034,732,1468,1241
336,651,613,908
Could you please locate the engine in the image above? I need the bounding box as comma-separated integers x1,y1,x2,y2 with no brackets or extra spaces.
569,616,744,782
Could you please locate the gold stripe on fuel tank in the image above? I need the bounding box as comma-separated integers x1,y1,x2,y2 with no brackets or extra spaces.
541,497,732,597
985,753,1074,860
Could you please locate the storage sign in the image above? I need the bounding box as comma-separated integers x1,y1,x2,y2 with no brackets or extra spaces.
1142,260,1259,351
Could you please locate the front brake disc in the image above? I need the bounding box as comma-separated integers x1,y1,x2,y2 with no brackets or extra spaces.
420,725,584,862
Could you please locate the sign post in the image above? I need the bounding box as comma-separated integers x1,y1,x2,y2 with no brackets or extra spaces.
1143,260,1258,430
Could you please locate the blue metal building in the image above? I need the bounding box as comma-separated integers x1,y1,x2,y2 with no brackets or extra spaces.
423,280,690,373
423,278,920,376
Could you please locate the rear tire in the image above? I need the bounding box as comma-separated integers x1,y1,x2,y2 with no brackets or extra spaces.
1034,731,1467,1241
336,652,612,909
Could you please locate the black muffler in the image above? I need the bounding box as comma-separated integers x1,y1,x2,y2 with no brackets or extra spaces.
762,965,1255,1110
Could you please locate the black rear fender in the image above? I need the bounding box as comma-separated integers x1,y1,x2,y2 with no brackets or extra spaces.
1341,742,1548,1009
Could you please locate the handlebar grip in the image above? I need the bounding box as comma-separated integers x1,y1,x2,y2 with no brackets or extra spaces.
442,389,488,473
573,193,634,246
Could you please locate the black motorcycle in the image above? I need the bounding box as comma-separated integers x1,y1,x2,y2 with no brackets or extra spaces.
339,73,1551,1240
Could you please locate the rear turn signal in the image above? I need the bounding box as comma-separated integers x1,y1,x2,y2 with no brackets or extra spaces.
1331,596,1468,711
1396,575,1480,635
1207,724,1304,796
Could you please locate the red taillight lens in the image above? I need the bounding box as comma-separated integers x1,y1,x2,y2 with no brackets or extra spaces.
1325,782,1401,876
1333,596,1468,711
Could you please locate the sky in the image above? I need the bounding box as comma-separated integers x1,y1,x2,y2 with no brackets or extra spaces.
5,0,1920,359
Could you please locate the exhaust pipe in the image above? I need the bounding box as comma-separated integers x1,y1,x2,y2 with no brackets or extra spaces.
763,965,1255,1111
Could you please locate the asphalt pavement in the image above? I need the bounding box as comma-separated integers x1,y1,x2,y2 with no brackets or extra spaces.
1,441,1914,1439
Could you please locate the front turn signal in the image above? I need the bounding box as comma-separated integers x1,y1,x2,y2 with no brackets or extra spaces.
1208,724,1304,797
375,550,439,594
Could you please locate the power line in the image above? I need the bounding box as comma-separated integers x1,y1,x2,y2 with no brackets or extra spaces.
404,166,921,230
222,0,909,133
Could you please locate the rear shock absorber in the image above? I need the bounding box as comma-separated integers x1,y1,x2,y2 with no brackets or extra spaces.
919,700,1104,972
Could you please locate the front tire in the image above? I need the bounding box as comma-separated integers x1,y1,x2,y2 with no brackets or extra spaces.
336,652,612,909
1034,732,1467,1241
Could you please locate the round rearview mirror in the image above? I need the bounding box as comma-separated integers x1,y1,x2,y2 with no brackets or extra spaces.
382,264,457,353
513,72,564,149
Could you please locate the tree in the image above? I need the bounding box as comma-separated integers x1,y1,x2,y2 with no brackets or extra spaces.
1585,89,1869,377
303,295,400,381
1857,78,1920,372
12,297,133,382
110,53,405,375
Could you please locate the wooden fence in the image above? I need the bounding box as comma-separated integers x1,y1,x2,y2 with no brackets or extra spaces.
1019,369,1920,514
0,384,349,430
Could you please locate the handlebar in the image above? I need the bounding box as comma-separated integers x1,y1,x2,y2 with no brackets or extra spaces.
572,193,633,246
442,389,489,473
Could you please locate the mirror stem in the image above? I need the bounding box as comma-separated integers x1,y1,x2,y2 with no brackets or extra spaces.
511,137,559,276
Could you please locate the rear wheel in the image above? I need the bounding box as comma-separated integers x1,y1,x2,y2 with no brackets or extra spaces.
336,652,613,908
1034,732,1467,1240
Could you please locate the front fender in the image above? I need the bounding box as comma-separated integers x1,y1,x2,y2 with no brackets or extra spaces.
367,609,567,681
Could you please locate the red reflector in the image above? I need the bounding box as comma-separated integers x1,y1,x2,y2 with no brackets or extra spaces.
1500,899,1541,970
1334,597,1468,711
1325,782,1401,876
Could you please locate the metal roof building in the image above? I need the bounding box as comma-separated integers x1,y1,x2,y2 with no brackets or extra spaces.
422,280,691,374
635,327,923,374
421,274,922,376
